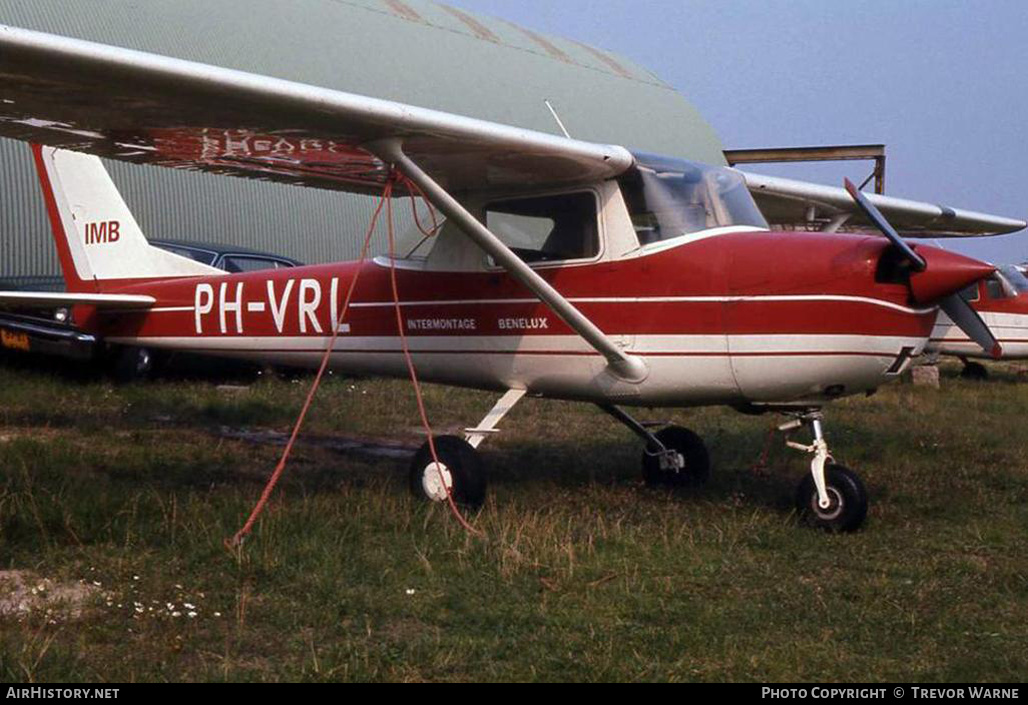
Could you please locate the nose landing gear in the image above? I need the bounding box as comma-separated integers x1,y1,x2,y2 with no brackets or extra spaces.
781,410,868,532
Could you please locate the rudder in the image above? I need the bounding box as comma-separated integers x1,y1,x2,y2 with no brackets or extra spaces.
31,144,221,292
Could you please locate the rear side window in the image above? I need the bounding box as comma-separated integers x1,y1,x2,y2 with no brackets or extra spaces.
222,255,292,273
485,192,599,264
155,244,218,266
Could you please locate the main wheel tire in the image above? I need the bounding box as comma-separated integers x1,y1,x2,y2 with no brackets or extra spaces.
795,463,868,532
109,345,155,383
408,435,486,510
641,425,711,488
960,361,989,380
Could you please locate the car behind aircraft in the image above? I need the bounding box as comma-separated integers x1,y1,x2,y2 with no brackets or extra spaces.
0,240,302,380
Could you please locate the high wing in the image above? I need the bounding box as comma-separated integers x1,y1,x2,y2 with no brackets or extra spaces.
0,25,1020,236
741,171,1026,237
0,25,632,195
0,25,646,380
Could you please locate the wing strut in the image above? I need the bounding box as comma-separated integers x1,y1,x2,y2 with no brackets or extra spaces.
370,139,648,382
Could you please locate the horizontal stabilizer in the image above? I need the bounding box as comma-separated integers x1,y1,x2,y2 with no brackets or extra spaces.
0,291,155,309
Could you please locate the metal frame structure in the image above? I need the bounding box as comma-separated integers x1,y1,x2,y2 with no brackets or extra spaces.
725,144,886,195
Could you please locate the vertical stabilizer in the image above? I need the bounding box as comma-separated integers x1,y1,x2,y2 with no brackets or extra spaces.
31,144,221,292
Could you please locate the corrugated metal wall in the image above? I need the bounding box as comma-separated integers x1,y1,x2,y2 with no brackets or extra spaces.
0,0,725,278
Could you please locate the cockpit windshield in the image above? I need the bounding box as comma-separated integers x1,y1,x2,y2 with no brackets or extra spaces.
618,152,768,245
998,264,1028,295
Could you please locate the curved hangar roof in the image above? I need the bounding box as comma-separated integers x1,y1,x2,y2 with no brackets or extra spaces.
0,0,725,276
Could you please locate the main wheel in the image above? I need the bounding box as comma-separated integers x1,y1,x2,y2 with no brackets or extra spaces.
408,435,486,510
641,425,711,487
795,463,868,532
960,361,989,380
109,345,155,383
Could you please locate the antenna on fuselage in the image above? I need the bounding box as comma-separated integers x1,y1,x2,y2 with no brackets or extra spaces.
543,99,572,139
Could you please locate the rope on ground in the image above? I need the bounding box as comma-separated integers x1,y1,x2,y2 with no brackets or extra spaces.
750,423,779,476
226,180,392,549
227,172,476,548
385,177,481,535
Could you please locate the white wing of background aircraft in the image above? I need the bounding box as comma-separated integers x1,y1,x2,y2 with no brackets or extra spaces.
741,172,1025,237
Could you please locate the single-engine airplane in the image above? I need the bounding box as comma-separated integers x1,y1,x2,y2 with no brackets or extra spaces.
0,26,1024,532
926,264,1028,379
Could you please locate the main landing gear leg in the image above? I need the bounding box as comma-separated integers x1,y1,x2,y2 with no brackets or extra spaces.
408,388,526,510
599,404,711,487
782,410,868,532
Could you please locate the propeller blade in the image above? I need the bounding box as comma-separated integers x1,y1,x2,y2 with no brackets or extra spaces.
939,293,1003,359
844,179,927,272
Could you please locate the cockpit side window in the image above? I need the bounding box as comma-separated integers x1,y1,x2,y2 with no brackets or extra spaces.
485,191,599,264
985,276,1008,300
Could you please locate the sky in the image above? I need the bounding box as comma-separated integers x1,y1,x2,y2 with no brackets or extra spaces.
449,0,1028,263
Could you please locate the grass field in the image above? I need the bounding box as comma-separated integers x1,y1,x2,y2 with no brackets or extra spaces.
0,353,1026,682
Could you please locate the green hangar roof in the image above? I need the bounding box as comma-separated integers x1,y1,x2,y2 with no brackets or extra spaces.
0,0,725,276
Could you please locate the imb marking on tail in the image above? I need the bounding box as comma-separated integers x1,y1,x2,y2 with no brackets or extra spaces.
84,220,120,244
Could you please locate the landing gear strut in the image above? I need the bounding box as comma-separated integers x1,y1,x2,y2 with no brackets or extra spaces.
599,404,711,487
781,410,868,532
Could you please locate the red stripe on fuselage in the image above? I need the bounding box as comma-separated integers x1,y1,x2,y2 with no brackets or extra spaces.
92,231,935,342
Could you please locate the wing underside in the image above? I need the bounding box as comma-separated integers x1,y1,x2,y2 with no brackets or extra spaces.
0,25,632,196
0,25,1021,238
742,171,1025,237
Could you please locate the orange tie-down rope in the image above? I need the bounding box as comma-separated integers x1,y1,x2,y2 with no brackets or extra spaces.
228,172,477,548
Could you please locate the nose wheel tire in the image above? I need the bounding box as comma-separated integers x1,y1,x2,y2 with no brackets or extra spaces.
409,435,486,510
641,425,711,488
795,463,868,532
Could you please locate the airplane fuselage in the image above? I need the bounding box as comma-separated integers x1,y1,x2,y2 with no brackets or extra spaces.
931,278,1028,360
82,229,942,408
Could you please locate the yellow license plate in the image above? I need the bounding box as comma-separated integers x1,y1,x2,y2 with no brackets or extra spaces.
0,329,30,352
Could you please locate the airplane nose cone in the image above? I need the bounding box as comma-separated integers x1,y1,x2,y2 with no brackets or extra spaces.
908,246,995,304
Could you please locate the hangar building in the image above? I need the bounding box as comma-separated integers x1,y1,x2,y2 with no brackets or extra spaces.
0,0,725,280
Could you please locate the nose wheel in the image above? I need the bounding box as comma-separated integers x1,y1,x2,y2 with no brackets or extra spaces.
795,463,868,532
782,411,868,532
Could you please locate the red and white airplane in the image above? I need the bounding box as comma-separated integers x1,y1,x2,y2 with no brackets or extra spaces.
0,26,1024,531
927,265,1028,378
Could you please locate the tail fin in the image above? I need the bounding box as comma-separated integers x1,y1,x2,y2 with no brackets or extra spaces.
31,144,221,292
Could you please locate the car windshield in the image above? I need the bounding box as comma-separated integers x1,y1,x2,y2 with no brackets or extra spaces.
618,152,768,245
